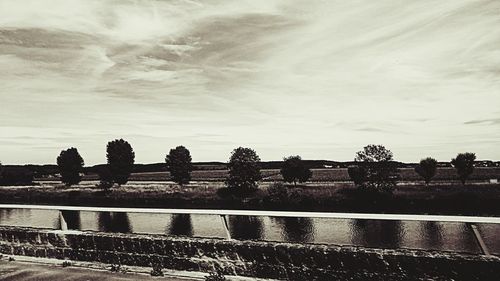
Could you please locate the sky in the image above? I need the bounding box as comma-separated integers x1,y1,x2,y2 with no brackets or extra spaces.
0,0,499,165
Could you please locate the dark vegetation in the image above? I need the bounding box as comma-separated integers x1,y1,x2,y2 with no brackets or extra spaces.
1,142,499,215
56,147,84,186
106,139,135,186
0,165,34,185
349,145,399,193
280,155,312,186
205,270,227,281
1,182,499,216
415,157,438,185
225,147,262,192
451,152,476,185
165,145,192,185
2,160,498,180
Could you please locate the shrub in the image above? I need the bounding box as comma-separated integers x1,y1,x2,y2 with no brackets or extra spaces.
109,264,127,273
451,152,476,184
97,166,114,191
353,144,399,193
150,264,164,276
106,139,135,185
166,145,192,185
225,147,262,191
205,270,227,281
266,182,289,204
347,165,366,186
56,147,84,186
280,155,312,186
415,157,437,185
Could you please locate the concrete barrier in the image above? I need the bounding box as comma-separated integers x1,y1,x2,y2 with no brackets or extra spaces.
0,226,499,280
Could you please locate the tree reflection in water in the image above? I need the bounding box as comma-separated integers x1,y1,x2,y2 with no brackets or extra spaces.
274,217,314,243
168,214,193,237
229,216,263,240
0,209,13,224
98,212,132,233
421,221,443,249
350,219,403,248
61,210,81,230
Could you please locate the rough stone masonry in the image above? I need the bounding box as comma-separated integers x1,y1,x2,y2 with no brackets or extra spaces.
0,226,499,280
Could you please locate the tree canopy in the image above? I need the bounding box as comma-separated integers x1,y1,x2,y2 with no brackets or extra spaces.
166,145,193,185
106,139,135,185
56,147,84,186
226,147,262,191
280,155,312,185
451,152,476,184
352,144,398,193
415,157,437,185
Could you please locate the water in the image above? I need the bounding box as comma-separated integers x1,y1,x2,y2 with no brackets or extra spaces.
1,209,499,255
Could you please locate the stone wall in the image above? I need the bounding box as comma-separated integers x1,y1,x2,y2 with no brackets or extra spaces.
0,226,499,280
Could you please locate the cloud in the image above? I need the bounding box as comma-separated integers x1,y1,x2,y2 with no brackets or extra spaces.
464,118,500,125
0,0,500,164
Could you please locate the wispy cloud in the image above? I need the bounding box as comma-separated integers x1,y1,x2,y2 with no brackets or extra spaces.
0,0,500,164
464,118,500,125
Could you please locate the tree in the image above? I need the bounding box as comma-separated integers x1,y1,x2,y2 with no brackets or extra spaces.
451,152,476,185
57,147,84,186
97,165,114,191
347,165,366,186
106,139,135,185
166,145,192,185
280,155,312,186
415,157,438,185
352,144,399,193
226,147,262,191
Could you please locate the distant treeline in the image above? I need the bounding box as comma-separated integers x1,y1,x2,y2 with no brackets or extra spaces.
2,160,499,178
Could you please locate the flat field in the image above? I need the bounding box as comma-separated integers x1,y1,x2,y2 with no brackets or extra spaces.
1,178,500,216
71,167,500,183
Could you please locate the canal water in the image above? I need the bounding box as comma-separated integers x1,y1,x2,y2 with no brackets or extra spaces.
1,209,498,255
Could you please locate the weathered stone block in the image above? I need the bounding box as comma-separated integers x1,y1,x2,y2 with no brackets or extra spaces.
0,243,13,255
170,257,200,272
214,241,237,260
151,238,165,255
134,254,152,267
38,232,49,245
12,245,24,256
47,232,66,247
46,247,65,259
98,251,119,264
93,235,114,251
25,232,41,244
23,245,37,256
251,263,287,280
116,252,134,266
162,240,180,257
34,248,47,258
137,237,154,254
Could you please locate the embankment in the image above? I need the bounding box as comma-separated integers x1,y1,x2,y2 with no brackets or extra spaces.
0,226,499,280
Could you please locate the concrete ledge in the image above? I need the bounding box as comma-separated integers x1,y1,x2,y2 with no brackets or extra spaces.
1,226,499,280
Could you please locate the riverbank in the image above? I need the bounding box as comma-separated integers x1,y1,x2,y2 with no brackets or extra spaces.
0,259,199,281
1,181,500,216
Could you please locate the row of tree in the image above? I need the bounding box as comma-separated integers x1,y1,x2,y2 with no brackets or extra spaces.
54,140,478,193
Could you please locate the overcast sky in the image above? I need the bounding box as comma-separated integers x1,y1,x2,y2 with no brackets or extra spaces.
0,0,499,165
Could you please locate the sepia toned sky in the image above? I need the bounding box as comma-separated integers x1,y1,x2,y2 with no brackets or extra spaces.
0,0,499,165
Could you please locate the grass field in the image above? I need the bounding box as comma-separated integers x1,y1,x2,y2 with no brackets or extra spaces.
1,179,500,216
73,167,500,183
3,166,499,215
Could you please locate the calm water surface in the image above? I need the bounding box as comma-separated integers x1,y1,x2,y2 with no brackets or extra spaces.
1,209,498,255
